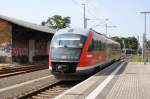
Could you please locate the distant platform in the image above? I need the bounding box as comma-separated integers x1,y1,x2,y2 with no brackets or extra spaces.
55,62,150,99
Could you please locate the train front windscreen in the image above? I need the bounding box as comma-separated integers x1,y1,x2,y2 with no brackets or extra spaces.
50,34,86,61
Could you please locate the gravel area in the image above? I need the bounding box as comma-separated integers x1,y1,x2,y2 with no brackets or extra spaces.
0,63,47,70
0,64,15,69
0,75,57,98
0,69,51,89
0,69,57,98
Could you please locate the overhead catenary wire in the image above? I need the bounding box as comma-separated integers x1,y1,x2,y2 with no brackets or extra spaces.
71,0,117,33
71,0,102,22
71,0,83,8
86,2,102,19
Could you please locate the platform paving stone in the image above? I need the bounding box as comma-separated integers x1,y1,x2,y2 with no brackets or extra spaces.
58,62,150,99
104,62,150,99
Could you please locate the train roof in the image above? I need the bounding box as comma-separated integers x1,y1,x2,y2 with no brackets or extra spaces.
55,28,120,46
90,29,120,46
54,28,89,36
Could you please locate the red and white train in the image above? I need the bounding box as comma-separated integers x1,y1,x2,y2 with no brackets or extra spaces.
49,28,121,80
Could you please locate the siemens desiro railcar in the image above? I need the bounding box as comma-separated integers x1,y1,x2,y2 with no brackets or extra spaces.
49,28,121,80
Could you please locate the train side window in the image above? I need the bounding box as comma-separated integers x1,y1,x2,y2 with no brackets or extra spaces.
88,39,94,51
93,40,97,51
93,40,102,51
99,41,102,50
101,42,106,50
96,40,100,51
95,40,99,51
97,40,100,51
95,40,97,51
93,40,96,51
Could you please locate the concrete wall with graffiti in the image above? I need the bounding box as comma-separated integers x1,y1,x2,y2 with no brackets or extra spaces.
12,38,29,63
11,31,51,64
35,40,48,56
0,19,12,63
0,18,52,64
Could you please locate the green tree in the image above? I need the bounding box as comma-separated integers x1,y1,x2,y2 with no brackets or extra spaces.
111,36,123,48
128,37,138,49
43,15,71,30
112,36,138,50
146,40,150,49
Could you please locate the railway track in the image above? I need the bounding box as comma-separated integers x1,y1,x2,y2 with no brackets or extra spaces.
0,61,122,98
0,64,48,78
20,81,82,99
19,61,122,99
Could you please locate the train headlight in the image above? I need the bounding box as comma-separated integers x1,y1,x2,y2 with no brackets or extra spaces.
75,56,78,59
57,65,62,70
79,43,83,47
62,55,67,59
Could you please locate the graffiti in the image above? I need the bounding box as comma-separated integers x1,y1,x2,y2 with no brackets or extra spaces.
0,42,11,57
12,48,28,56
0,49,11,57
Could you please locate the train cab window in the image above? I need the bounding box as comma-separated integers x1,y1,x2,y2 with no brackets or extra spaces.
51,34,86,48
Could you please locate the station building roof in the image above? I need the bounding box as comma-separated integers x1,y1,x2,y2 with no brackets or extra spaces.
0,15,54,34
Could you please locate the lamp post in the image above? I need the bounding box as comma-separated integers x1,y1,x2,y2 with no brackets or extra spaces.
140,11,150,64
82,0,89,29
82,3,86,29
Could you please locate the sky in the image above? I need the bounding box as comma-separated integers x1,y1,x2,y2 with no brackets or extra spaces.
0,0,150,42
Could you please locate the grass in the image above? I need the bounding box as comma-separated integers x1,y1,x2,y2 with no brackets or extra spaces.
128,55,144,62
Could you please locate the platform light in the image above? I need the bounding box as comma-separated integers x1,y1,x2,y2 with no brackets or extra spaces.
140,11,150,64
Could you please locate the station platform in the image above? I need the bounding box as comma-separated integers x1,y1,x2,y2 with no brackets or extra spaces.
55,61,150,99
